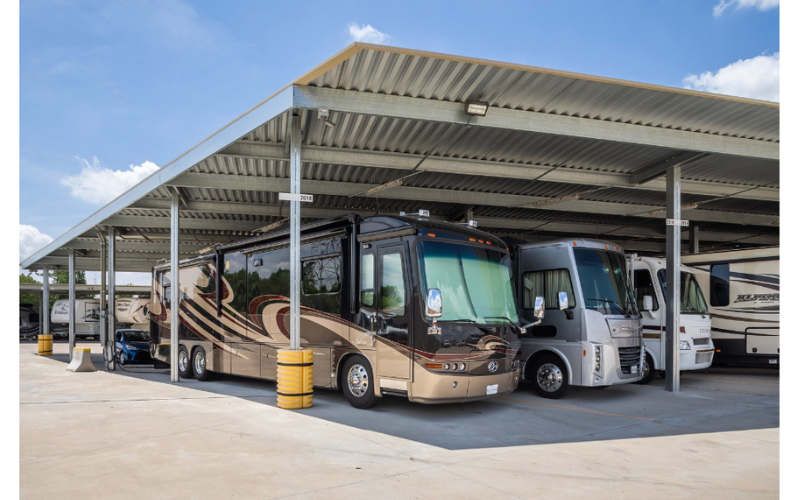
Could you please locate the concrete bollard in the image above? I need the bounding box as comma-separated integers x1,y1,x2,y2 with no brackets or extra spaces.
66,347,97,372
276,349,313,409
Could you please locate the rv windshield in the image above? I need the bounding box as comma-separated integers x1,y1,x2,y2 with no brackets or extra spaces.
657,270,709,315
416,240,518,325
573,248,638,317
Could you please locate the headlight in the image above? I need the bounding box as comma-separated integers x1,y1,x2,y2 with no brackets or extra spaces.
125,343,135,350
680,340,691,350
460,363,467,371
444,363,450,370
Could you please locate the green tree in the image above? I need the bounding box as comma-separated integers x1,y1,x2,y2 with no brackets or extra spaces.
53,270,86,285
19,274,40,309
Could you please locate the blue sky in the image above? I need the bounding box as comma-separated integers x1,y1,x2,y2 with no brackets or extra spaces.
18,0,780,276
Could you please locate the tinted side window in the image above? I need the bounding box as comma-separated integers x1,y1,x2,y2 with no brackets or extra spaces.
522,269,576,309
301,256,342,315
710,264,730,307
361,254,375,309
381,253,406,316
224,252,248,315
633,269,659,311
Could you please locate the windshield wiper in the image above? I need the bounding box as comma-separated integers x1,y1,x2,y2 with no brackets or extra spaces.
586,298,629,317
439,318,478,324
482,316,516,324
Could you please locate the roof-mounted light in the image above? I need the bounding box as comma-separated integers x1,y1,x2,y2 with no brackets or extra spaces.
465,100,489,117
317,108,336,129
418,209,430,218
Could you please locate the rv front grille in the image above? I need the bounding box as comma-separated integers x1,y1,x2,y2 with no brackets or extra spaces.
693,338,711,346
695,351,713,365
618,346,641,374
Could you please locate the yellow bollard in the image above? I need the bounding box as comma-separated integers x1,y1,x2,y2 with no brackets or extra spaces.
276,349,313,409
38,334,53,356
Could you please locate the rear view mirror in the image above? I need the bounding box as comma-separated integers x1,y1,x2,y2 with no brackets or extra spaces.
558,291,569,310
426,288,442,318
642,295,653,312
534,296,545,319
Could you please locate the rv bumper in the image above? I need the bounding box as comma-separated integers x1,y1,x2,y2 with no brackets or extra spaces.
408,369,520,404
583,342,643,387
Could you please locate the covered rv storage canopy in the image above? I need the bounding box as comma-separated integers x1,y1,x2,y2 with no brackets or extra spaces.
21,43,778,272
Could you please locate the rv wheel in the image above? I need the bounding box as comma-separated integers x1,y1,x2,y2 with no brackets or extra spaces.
635,353,656,385
193,347,214,381
178,346,193,379
341,355,380,409
532,354,570,399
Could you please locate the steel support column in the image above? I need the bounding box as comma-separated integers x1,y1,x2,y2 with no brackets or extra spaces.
689,225,700,254
68,249,76,361
289,114,301,351
665,166,681,392
170,189,180,381
42,266,49,338
107,229,116,371
99,230,108,354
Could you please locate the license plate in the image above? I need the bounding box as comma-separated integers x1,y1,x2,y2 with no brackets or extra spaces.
769,359,778,364
486,384,498,395
631,365,638,374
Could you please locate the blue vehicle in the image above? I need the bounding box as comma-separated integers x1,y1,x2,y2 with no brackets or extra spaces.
115,329,153,365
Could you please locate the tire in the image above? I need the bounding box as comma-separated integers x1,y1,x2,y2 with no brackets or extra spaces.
178,346,193,379
635,353,657,385
531,354,570,399
117,350,126,365
192,347,214,381
340,355,381,409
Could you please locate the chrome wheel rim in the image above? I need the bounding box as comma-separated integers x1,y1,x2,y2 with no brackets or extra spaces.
537,363,563,392
178,350,189,373
194,351,205,375
347,364,369,397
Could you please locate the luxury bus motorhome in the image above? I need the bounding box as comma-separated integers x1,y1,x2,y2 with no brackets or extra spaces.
627,255,714,384
149,213,539,409
682,247,779,366
508,238,644,399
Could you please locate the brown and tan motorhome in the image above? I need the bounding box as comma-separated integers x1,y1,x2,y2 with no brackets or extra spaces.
149,213,535,409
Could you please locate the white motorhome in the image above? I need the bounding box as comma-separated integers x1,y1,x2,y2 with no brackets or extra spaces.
50,299,101,339
20,303,40,340
510,239,644,399
115,298,151,330
682,247,779,366
627,255,714,384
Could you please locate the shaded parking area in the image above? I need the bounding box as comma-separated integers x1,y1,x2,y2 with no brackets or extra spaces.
21,342,778,499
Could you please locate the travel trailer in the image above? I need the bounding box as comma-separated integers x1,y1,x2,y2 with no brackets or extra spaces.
115,298,151,330
20,303,40,340
50,299,101,339
509,238,644,399
682,247,779,365
627,255,714,384
149,213,538,409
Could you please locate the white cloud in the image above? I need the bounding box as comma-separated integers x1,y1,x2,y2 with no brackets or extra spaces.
348,23,389,44
61,157,160,205
714,0,779,17
20,224,54,261
682,52,779,102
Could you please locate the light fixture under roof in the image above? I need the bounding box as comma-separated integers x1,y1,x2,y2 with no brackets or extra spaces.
464,100,489,117
317,108,336,128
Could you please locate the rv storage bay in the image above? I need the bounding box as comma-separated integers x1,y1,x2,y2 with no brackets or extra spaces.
20,343,778,500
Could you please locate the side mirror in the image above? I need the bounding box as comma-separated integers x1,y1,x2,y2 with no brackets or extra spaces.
426,288,442,335
558,291,569,310
426,288,442,318
534,296,545,319
642,295,653,312
521,296,545,333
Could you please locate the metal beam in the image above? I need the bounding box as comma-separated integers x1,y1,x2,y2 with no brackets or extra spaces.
19,283,149,294
289,115,302,351
167,172,779,226
665,166,681,393
689,225,700,254
170,189,180,382
630,151,709,185
42,266,49,338
292,85,780,160
217,141,780,202
107,229,116,371
68,250,76,361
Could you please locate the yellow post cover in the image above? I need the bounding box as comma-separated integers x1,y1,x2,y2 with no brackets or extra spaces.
276,349,314,409
38,334,53,356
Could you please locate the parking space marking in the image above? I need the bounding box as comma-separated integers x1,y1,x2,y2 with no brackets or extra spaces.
685,376,779,385
497,397,664,422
